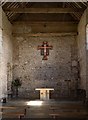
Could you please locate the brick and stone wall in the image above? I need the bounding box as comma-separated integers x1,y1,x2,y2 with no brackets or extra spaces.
13,34,78,99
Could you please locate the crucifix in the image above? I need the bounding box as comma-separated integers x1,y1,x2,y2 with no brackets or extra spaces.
38,41,53,60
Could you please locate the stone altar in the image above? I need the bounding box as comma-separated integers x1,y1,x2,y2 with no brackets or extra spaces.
35,88,54,100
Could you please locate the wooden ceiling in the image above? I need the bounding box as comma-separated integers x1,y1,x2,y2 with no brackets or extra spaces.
2,2,87,23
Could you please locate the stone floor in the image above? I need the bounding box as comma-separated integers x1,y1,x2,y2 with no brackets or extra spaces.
0,99,88,119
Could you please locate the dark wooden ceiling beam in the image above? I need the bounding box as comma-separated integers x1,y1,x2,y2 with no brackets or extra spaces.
13,21,78,25
12,32,77,37
3,8,84,13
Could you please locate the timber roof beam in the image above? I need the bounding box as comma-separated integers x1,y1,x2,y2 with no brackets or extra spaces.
3,8,84,14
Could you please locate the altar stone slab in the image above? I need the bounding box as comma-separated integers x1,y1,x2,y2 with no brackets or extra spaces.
35,88,54,100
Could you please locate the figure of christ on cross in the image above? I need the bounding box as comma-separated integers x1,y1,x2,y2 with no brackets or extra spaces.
38,41,53,60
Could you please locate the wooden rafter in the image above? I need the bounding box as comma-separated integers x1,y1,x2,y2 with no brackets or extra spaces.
66,2,83,21
70,13,79,21
9,2,34,22
2,2,87,23
3,8,84,13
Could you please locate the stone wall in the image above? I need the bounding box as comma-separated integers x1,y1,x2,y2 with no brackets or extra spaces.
86,25,88,98
86,8,88,98
77,9,87,96
0,9,13,98
0,7,3,98
13,34,78,99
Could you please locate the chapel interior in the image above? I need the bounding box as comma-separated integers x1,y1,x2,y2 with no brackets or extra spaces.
0,1,88,119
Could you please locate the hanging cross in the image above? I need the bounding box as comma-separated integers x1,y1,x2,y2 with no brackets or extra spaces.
38,41,53,60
